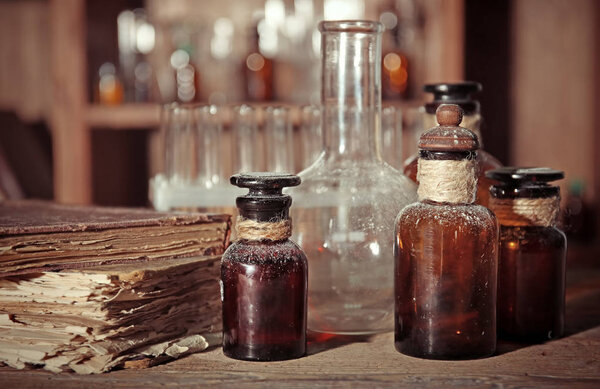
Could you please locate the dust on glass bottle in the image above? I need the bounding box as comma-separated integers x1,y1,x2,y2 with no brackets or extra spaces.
403,82,502,207
221,173,307,361
487,167,566,342
395,104,498,359
289,20,417,335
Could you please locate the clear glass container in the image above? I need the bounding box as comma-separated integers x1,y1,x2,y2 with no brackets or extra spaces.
487,167,566,342
395,105,498,359
289,20,417,335
151,103,240,214
381,105,403,170
300,105,322,170
232,105,262,174
264,106,295,173
403,82,502,207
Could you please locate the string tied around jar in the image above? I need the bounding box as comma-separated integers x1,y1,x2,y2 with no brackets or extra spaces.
236,216,292,241
489,196,560,227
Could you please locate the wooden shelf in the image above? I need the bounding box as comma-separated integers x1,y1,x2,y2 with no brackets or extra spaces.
86,103,161,129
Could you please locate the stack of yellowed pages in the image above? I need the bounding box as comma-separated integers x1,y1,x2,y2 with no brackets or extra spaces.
0,201,230,373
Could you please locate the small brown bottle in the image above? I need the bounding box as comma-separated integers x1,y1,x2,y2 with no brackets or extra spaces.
395,104,498,359
487,167,566,342
403,82,502,207
221,173,307,361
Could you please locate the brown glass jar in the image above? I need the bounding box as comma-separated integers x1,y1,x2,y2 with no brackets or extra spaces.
221,173,307,361
403,82,502,207
487,167,566,342
395,104,498,359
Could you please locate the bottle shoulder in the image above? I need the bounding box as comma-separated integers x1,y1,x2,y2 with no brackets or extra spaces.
290,158,417,206
223,239,307,265
398,201,497,229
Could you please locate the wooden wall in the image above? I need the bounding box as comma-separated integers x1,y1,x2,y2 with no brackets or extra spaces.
511,0,599,203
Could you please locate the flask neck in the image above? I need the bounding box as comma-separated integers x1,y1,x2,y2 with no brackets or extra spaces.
322,106,382,161
320,23,383,162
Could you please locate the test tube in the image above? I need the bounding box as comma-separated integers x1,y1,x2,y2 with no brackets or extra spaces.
264,106,295,173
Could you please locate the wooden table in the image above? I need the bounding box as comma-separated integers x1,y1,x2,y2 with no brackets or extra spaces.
1,266,599,388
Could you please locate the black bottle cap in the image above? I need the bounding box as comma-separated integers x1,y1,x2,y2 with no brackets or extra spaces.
231,172,301,222
424,81,482,114
486,167,564,199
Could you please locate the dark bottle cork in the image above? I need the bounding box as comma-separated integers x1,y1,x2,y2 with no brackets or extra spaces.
231,172,301,222
424,81,482,115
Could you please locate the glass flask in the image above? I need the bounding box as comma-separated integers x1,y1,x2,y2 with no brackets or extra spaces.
289,20,417,335
221,173,307,361
487,167,566,342
395,104,498,359
403,82,502,207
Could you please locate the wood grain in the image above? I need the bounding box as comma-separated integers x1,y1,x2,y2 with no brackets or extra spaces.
49,0,91,204
1,268,598,388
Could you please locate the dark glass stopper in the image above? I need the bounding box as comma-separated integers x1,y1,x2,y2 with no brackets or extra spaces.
231,172,301,222
424,81,482,114
486,167,564,199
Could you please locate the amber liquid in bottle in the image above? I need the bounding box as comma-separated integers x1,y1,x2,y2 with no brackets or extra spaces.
222,239,307,361
395,104,498,360
488,167,567,342
497,226,566,341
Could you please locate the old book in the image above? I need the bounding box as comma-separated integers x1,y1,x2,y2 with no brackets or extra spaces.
0,200,230,373
0,200,231,275
0,256,223,374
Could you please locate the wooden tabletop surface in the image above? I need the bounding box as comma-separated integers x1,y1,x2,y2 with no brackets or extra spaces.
1,265,599,388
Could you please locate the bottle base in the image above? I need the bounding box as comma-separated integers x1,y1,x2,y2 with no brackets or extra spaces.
394,342,496,360
223,344,306,362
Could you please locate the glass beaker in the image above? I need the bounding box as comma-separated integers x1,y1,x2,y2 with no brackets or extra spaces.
289,20,417,334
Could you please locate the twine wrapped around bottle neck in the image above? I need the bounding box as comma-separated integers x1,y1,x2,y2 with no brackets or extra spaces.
236,216,292,241
417,158,477,204
489,196,560,227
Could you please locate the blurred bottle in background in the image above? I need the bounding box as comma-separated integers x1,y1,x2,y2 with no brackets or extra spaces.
379,0,421,101
170,43,202,103
243,23,274,102
117,8,158,102
96,62,124,105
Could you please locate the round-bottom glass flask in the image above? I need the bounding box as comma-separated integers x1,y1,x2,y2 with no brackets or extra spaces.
290,20,417,335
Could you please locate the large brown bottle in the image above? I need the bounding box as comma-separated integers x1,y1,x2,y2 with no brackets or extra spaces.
487,167,566,342
403,82,501,207
395,104,498,360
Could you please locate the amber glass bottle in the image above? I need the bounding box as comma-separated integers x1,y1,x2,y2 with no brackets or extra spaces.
403,82,502,207
395,104,498,360
221,173,307,361
487,167,566,342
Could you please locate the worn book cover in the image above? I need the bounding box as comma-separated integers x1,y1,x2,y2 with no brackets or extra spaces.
0,200,231,275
